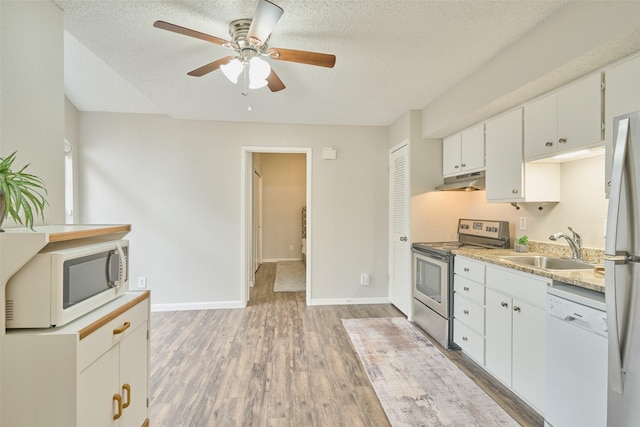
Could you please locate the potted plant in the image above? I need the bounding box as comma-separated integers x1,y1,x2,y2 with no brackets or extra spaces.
0,151,48,231
515,235,529,253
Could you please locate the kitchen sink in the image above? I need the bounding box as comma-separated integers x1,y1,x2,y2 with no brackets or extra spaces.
499,255,594,271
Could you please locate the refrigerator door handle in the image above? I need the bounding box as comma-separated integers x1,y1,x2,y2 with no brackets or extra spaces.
606,117,630,257
606,258,626,394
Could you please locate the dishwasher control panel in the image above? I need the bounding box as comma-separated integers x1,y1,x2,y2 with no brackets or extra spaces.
548,294,608,337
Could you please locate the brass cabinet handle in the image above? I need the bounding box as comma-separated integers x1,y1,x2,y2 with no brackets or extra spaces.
113,394,123,420
113,321,131,335
501,302,508,308
122,384,131,409
513,306,521,312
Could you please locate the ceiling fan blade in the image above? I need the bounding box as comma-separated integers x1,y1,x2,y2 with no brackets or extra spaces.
268,48,336,68
153,21,230,46
266,69,286,92
247,0,284,46
187,56,235,77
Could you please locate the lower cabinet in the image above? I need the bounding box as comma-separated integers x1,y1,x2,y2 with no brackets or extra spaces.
2,292,150,427
485,266,547,413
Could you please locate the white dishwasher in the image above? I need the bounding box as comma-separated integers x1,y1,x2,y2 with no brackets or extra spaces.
545,282,607,427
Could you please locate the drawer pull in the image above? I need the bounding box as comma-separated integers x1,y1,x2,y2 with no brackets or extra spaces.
122,383,131,409
500,302,508,308
463,287,469,292
513,306,521,312
463,310,469,315
113,394,123,420
462,336,468,342
545,141,553,147
113,321,131,335
463,267,470,272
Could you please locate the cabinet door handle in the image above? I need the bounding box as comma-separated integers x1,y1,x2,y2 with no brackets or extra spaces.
455,165,460,169
500,302,508,308
463,310,469,315
463,286,469,291
461,163,466,167
113,394,123,420
545,141,553,147
513,306,521,312
558,138,567,144
122,383,131,409
400,236,407,242
113,321,131,335
463,267,470,272
512,189,519,194
462,336,468,342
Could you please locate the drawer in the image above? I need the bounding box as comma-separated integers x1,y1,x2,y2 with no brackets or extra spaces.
454,257,486,283
454,275,485,305
486,265,548,307
454,296,485,334
78,297,149,372
454,319,485,364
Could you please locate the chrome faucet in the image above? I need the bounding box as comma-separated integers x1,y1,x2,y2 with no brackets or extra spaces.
549,226,582,260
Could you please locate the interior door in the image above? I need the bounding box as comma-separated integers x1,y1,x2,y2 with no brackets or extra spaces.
252,168,263,273
389,143,410,315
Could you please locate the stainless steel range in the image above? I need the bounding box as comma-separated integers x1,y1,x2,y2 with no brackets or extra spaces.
412,218,510,349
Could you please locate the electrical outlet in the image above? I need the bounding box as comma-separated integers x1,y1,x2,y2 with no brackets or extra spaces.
137,276,147,289
519,217,527,231
289,244,294,251
360,273,370,286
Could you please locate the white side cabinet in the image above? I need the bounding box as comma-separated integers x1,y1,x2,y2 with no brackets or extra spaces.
524,72,603,161
1,292,150,427
443,123,485,177
485,265,548,413
485,108,561,203
453,257,486,364
604,54,640,196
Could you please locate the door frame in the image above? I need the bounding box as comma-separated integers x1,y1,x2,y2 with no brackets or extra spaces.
240,146,312,306
253,167,263,273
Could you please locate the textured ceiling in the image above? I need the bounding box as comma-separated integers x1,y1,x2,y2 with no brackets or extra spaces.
55,0,569,126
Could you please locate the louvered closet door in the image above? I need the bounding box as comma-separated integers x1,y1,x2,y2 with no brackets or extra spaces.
389,143,410,315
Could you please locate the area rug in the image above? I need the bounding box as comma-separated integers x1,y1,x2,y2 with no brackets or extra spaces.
342,317,519,427
273,261,306,292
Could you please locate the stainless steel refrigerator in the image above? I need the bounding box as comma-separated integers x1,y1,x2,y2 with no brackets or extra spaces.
606,110,640,426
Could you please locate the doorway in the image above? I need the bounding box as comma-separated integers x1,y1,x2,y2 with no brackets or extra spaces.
240,146,312,306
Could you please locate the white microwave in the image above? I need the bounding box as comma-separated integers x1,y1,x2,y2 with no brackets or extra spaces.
5,239,129,329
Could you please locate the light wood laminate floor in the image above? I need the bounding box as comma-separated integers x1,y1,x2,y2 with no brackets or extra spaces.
149,262,543,426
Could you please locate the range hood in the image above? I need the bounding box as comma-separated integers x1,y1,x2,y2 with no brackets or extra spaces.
435,171,485,191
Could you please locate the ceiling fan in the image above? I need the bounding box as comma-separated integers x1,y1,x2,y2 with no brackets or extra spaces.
153,0,336,93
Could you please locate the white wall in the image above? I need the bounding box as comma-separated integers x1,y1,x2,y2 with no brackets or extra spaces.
411,154,608,249
261,153,306,261
77,112,389,307
0,1,65,226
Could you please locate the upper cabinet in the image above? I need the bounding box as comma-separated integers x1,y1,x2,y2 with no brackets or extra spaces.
524,73,603,161
442,123,485,177
604,55,640,197
485,108,560,203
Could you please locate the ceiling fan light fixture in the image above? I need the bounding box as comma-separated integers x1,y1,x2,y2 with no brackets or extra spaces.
249,56,271,87
246,0,284,46
220,58,243,83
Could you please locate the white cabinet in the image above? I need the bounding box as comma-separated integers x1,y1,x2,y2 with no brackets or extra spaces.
453,257,486,363
604,54,640,196
1,292,150,427
485,108,561,203
485,266,548,413
443,123,485,177
524,73,603,161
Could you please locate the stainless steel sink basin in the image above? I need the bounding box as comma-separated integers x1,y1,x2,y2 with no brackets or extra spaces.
499,255,594,271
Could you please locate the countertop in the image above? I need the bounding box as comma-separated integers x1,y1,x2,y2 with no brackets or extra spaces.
452,246,605,293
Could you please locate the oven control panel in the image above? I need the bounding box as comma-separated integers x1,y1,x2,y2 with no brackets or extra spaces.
458,219,509,240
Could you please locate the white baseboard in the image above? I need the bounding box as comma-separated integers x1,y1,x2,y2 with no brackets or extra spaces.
151,300,244,312
308,297,390,306
262,257,302,262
